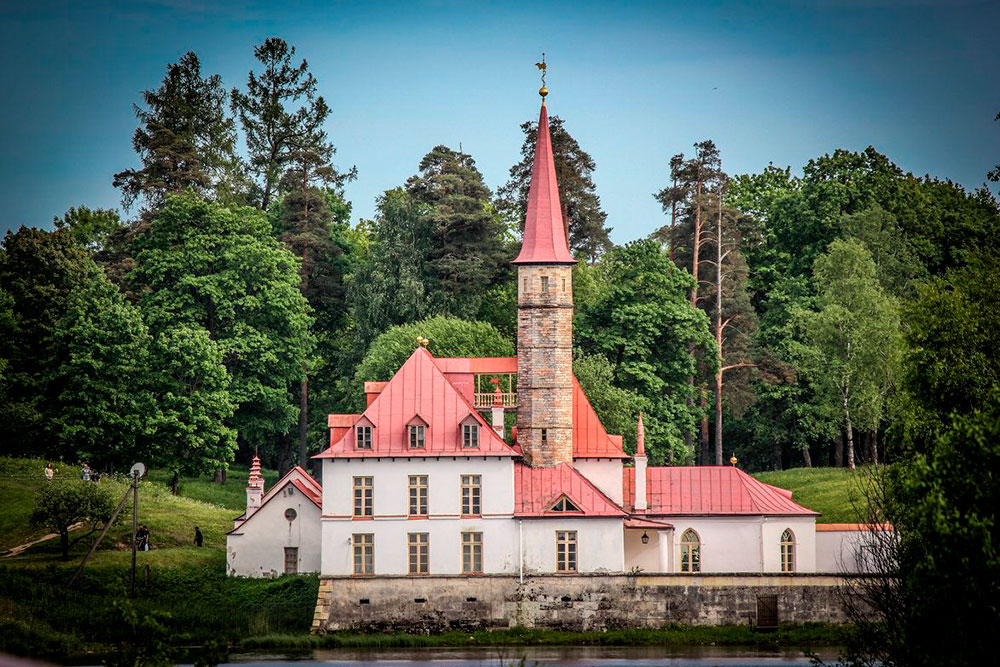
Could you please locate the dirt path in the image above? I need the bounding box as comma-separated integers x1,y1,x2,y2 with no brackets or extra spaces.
2,522,84,557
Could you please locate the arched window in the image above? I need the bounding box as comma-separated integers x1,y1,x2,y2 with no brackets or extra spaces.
780,528,795,572
680,529,701,572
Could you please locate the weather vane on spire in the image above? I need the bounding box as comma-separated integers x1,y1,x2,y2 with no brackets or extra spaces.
535,52,548,102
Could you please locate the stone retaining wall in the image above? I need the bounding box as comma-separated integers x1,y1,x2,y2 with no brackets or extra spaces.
311,574,854,633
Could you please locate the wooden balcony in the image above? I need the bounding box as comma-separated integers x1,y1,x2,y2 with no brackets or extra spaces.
474,392,517,409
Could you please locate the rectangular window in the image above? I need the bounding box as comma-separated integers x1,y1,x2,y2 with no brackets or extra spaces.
409,425,426,449
353,533,374,575
353,476,373,517
408,475,428,517
284,547,298,574
541,275,549,293
541,428,547,444
462,423,479,448
356,425,372,450
556,530,577,572
462,531,483,574
461,474,481,516
408,532,429,574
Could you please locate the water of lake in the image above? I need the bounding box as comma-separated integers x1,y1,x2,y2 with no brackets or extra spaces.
223,645,839,666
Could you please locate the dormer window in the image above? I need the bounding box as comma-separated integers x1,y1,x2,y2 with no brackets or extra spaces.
460,414,480,449
356,425,372,450
407,415,428,449
463,424,479,448
549,495,581,513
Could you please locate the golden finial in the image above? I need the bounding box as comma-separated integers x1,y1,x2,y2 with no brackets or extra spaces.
730,453,739,467
535,53,548,102
416,336,429,347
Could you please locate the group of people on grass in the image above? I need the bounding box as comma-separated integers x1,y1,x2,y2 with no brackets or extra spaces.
43,462,208,550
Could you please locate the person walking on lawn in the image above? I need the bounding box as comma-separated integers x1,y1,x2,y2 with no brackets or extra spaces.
194,526,203,547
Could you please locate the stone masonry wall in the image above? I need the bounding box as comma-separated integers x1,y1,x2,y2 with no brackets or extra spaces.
312,574,854,633
517,264,574,467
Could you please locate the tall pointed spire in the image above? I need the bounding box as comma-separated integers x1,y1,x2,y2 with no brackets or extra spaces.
512,84,575,265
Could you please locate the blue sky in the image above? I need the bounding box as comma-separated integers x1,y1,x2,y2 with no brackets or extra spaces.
1,0,998,242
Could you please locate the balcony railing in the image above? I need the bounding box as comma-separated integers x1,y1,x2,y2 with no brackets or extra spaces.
474,392,517,409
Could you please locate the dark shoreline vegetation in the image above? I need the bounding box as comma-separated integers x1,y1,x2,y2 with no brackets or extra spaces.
0,552,848,662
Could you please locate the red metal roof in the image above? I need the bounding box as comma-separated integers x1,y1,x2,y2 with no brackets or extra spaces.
572,376,629,459
514,462,626,517
624,517,674,530
433,357,518,374
290,477,322,508
623,466,819,516
512,102,576,265
315,347,519,458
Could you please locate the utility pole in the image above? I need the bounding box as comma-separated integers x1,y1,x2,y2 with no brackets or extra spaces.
131,469,139,598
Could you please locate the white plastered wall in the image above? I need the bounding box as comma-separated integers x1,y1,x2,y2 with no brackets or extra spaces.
572,459,624,505
624,528,673,572
321,457,516,576
227,483,322,577
816,529,883,573
645,516,816,573
519,517,624,574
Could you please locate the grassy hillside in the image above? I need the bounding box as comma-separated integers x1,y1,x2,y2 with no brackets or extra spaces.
0,457,284,557
753,467,863,524
0,457,315,662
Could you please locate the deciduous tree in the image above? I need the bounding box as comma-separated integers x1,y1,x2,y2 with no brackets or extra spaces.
790,239,901,468
576,239,714,463
149,325,237,494
49,273,155,469
129,194,313,456
30,480,118,560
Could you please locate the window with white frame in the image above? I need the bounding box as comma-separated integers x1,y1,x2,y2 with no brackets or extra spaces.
356,425,372,450
409,424,425,449
462,423,479,448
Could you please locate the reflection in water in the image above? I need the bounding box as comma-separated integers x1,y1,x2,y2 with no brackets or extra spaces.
225,644,840,666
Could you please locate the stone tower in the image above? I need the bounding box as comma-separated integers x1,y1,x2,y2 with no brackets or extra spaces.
513,95,577,467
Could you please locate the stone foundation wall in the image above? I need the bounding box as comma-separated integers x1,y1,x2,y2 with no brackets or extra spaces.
312,574,854,633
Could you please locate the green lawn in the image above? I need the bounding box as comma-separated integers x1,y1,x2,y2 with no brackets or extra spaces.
753,467,863,524
146,464,280,511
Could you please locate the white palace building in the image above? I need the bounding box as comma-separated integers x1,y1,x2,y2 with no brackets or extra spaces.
226,92,876,595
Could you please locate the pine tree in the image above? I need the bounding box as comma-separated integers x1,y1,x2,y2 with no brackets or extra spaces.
405,145,508,319
498,116,613,262
232,38,350,210
113,52,240,211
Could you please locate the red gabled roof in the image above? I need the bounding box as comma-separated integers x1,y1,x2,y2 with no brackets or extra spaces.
514,462,626,517
512,101,576,265
572,376,628,459
315,347,519,458
623,466,819,516
430,357,628,460
228,466,321,533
